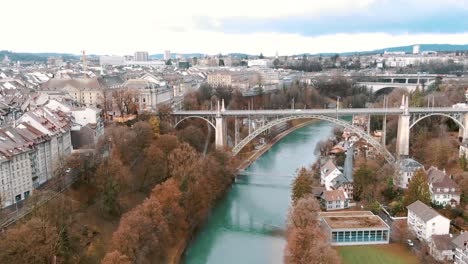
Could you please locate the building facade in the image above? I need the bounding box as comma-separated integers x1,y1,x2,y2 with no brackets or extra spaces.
426,166,461,207
396,158,424,188
407,200,450,241
319,211,390,246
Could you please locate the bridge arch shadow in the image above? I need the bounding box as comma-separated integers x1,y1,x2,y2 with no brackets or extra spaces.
374,87,397,96
232,115,395,163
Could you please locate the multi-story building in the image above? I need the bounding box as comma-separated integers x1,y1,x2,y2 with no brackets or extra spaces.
134,51,149,62
395,158,424,188
207,71,258,90
426,166,461,207
407,200,450,241
0,128,34,207
453,232,468,264
0,106,72,208
40,78,106,106
121,79,173,112
17,107,72,176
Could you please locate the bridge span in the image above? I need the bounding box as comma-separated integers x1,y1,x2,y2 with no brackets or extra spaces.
172,98,468,163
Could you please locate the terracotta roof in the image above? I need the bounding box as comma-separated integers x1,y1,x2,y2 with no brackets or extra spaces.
407,200,444,223
322,189,348,201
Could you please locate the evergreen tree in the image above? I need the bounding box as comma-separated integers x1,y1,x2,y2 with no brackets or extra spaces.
403,169,432,206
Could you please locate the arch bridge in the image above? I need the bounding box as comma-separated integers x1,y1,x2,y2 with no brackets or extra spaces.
173,98,468,163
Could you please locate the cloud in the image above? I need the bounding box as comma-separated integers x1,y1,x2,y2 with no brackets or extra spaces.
0,0,467,55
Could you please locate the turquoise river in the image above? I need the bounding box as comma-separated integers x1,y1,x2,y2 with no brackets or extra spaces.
183,121,335,264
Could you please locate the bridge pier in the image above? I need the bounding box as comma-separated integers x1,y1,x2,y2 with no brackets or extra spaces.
396,96,410,158
460,113,468,142
215,100,227,150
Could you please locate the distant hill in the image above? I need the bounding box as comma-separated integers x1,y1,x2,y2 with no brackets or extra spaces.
311,44,468,57
0,50,78,62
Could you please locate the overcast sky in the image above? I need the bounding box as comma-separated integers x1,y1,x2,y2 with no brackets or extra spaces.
2,0,468,55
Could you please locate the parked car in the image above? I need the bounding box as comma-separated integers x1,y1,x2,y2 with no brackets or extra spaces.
65,168,72,173
407,239,414,247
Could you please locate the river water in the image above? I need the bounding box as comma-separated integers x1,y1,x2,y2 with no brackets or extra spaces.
183,121,335,264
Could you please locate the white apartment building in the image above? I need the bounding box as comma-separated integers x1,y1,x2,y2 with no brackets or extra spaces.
396,158,424,188
427,166,461,207
17,107,72,175
407,200,450,241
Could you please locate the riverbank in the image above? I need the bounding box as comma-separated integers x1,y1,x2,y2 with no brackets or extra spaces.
237,120,318,170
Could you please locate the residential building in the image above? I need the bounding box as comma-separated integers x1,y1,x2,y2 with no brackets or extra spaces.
0,128,34,207
0,106,73,208
395,158,424,188
430,234,454,262
207,71,258,90
407,200,450,241
319,211,390,246
40,77,106,106
453,232,468,264
321,189,350,211
320,159,343,190
17,107,72,175
426,166,461,207
134,51,149,62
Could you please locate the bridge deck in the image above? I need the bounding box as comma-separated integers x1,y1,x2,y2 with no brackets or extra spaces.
172,107,468,117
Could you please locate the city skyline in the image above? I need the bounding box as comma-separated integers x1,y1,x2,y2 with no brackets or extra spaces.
1,0,468,55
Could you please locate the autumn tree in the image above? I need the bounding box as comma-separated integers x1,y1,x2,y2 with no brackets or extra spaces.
0,218,58,264
291,168,314,203
284,195,341,264
112,88,138,116
102,251,132,264
95,150,131,215
403,169,432,207
148,115,161,137
177,125,206,152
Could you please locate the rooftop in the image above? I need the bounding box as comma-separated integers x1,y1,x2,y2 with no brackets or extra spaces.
432,234,454,251
319,211,389,229
407,200,445,222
